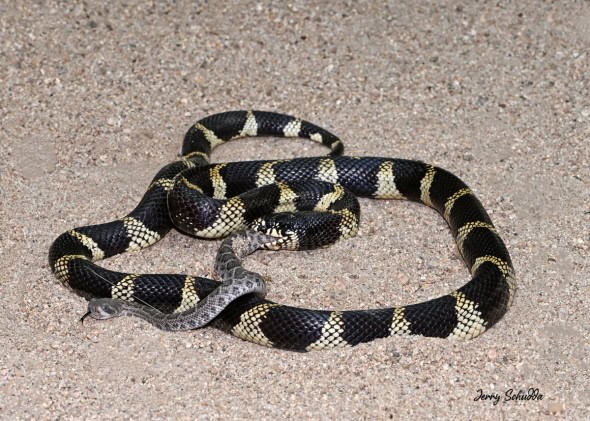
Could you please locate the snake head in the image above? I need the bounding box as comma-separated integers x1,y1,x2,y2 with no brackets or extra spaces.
250,215,299,250
86,298,125,320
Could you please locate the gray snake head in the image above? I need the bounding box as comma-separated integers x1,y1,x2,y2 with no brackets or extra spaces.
84,298,125,320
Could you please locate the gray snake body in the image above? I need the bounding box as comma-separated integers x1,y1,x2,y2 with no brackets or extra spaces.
48,111,516,351
86,231,276,331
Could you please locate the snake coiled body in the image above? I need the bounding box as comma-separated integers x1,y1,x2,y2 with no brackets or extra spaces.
49,111,515,351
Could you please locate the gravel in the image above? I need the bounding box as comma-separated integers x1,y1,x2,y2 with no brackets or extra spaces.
1,1,588,419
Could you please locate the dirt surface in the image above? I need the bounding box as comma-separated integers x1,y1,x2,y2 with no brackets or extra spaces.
1,1,589,419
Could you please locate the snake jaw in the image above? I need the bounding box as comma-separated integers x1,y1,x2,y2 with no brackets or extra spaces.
250,217,298,250
260,230,296,250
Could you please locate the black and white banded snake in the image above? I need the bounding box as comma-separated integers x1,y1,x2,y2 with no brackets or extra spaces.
49,111,515,351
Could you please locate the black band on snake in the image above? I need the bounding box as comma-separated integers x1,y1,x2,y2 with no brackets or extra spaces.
48,110,516,352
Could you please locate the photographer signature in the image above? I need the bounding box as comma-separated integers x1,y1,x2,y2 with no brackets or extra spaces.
474,388,544,405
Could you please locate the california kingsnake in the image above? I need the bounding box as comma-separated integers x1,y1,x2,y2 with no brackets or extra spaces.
48,110,516,351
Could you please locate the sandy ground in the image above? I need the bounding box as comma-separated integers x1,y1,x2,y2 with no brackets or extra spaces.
1,1,589,419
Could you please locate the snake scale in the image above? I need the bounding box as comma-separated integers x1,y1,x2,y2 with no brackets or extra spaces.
49,111,516,351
